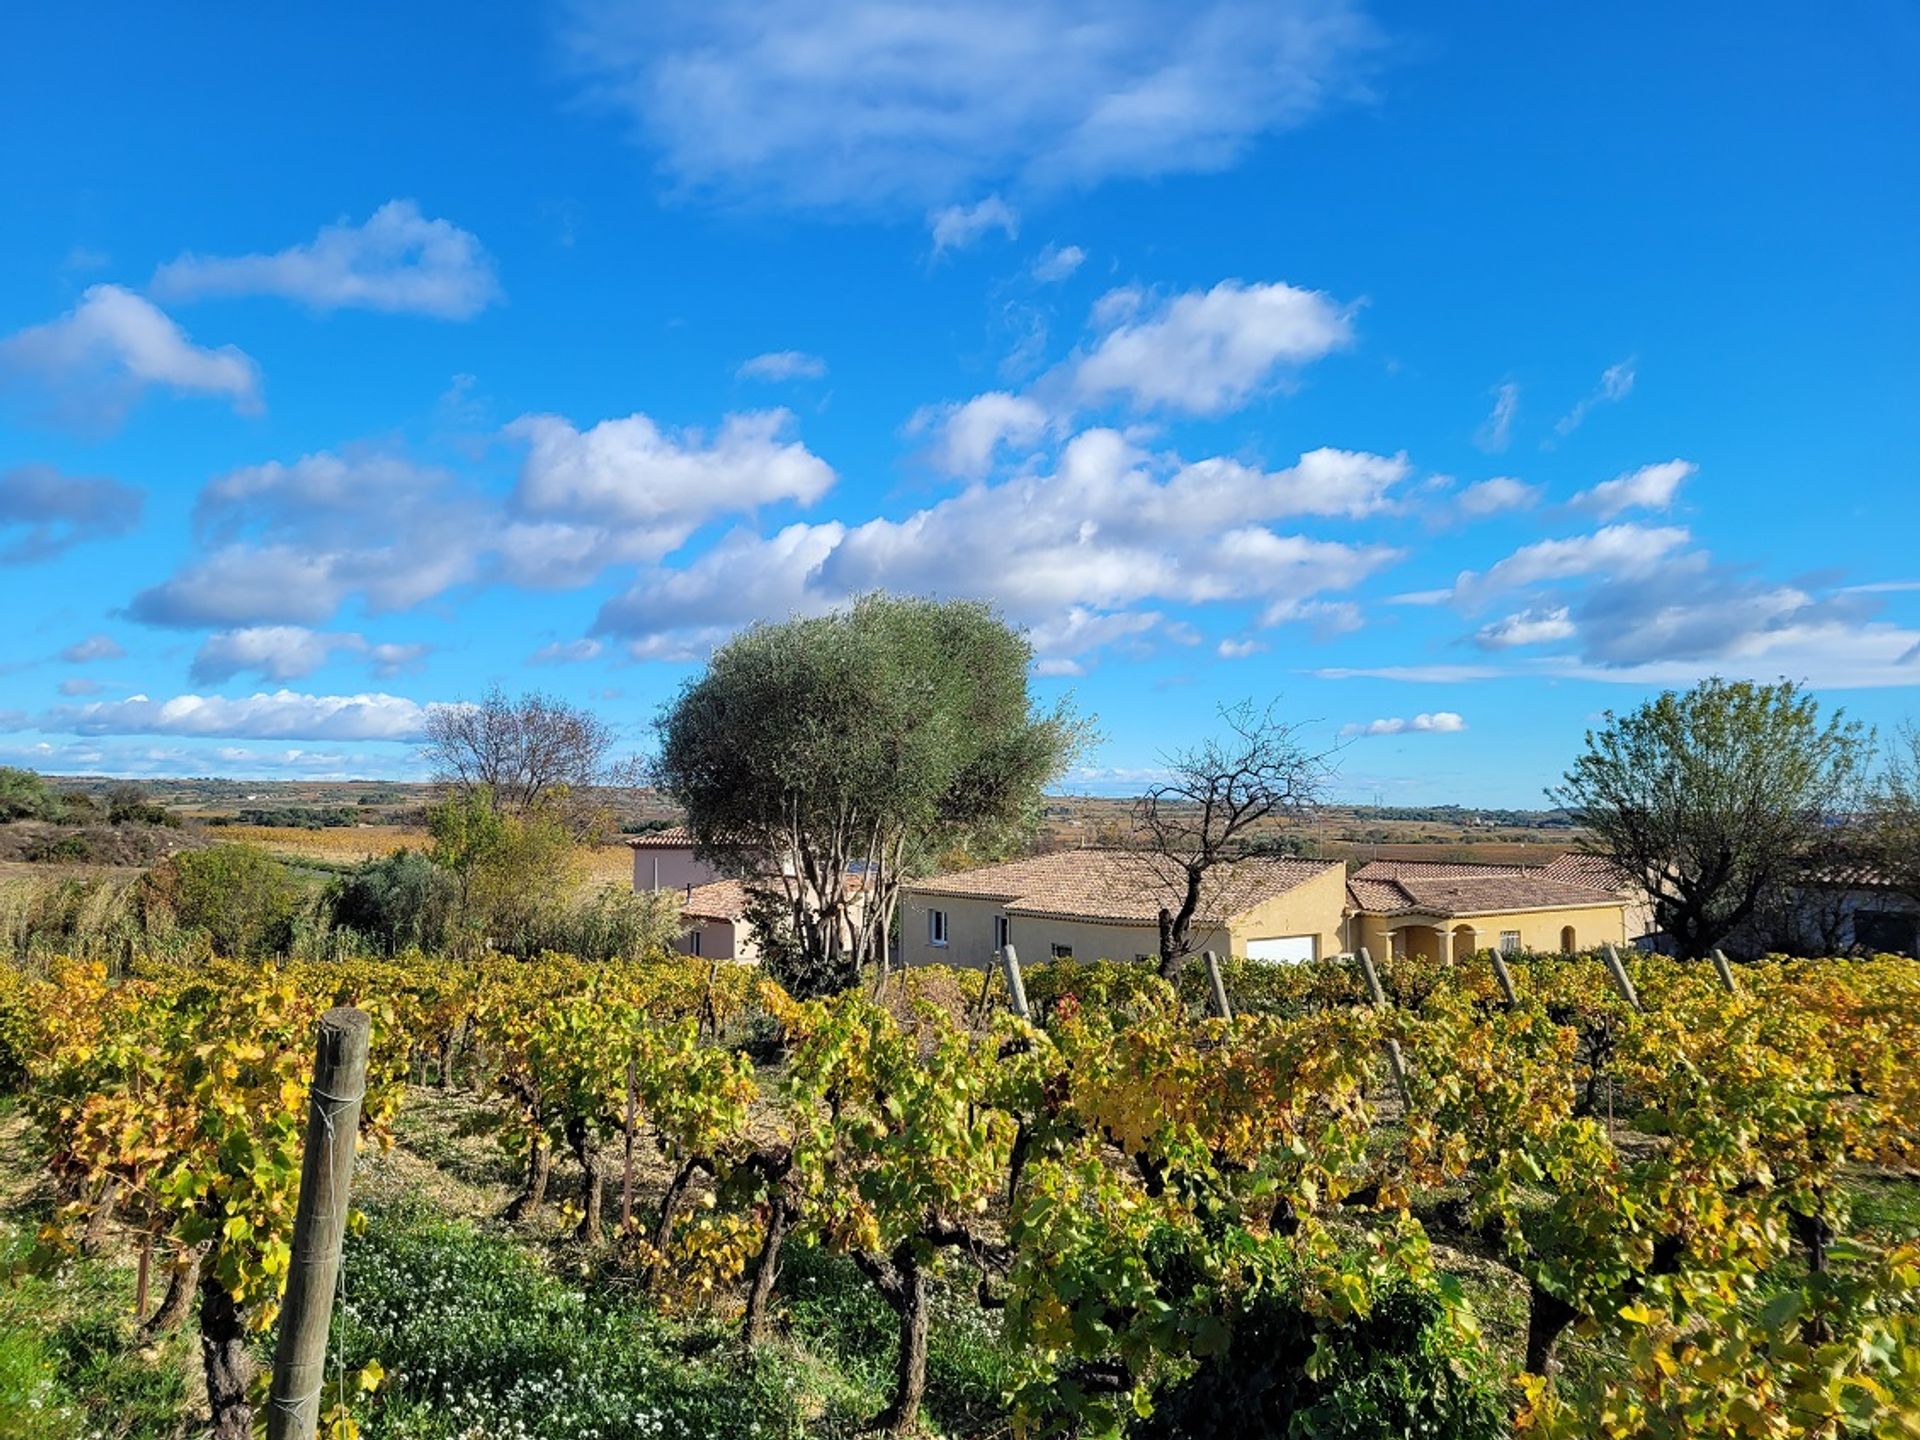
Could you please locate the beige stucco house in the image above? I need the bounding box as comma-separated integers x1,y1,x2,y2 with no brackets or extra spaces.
898,850,1350,970
1345,858,1629,962
628,828,762,962
899,849,1633,970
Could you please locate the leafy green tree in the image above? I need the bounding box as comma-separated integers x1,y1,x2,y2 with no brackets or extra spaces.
1550,678,1869,957
427,787,581,956
106,782,178,827
655,593,1083,993
0,767,64,822
145,843,303,956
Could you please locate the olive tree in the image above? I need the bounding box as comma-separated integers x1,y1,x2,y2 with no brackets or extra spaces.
1132,702,1331,979
1549,678,1868,958
654,593,1083,994
1866,722,1920,908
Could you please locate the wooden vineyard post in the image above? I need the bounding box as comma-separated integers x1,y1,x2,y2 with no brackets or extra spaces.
1000,943,1031,1021
1488,949,1520,1007
621,1055,638,1235
1601,943,1643,1013
266,1007,370,1440
1711,948,1739,995
1201,950,1233,1022
1355,948,1411,1107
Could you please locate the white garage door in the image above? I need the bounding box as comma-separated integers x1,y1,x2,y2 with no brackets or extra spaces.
1244,935,1317,964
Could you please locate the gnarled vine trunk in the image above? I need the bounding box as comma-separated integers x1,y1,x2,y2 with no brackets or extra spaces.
198,1266,253,1440
146,1241,207,1333
504,1136,550,1221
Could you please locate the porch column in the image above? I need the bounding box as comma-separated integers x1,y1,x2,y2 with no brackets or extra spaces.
1436,925,1452,965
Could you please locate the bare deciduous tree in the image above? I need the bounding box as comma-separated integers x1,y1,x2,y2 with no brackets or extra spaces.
422,685,636,840
1132,701,1331,979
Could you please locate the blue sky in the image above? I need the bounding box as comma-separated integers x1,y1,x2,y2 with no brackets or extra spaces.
1,3,1916,807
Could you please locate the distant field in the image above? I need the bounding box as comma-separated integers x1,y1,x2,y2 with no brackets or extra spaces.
223,824,634,887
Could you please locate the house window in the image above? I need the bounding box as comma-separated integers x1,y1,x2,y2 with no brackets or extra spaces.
993,914,1011,951
1133,953,1153,964
929,909,949,947
688,929,702,957
1051,943,1074,959
1499,930,1521,954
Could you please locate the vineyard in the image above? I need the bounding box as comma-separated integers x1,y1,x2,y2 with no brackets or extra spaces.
2,947,1918,1439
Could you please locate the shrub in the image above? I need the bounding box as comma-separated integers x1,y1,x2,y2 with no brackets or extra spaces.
143,843,302,955
330,849,459,956
106,783,178,828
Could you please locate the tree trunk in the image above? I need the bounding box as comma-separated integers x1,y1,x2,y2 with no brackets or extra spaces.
1524,1282,1580,1376
742,1197,792,1347
575,1136,606,1245
505,1136,550,1221
198,1266,254,1440
146,1242,207,1333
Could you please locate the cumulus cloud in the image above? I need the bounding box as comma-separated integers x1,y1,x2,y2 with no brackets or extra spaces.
1217,637,1268,659
560,0,1381,211
58,678,102,697
130,411,833,630
1452,523,1693,607
1455,475,1539,518
0,463,143,562
929,195,1019,254
910,392,1051,477
61,635,125,664
1474,605,1575,648
736,350,828,381
1554,357,1636,437
188,627,433,685
0,285,260,429
151,201,501,319
1031,243,1086,282
1474,381,1518,452
1068,279,1354,415
1571,459,1694,519
1340,711,1467,737
52,690,434,741
594,428,1404,667
129,450,488,627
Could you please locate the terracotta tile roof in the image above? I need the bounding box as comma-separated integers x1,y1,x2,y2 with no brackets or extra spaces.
1352,859,1531,880
626,826,693,849
909,849,1341,926
678,878,753,922
1347,864,1624,918
1539,852,1634,892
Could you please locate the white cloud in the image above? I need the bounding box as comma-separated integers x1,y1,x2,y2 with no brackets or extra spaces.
58,678,102,697
1455,475,1539,517
151,200,501,319
1474,381,1518,452
1571,459,1694,519
1340,711,1467,737
1217,637,1268,659
132,412,835,629
736,350,828,381
53,690,434,741
191,627,363,685
595,428,1404,667
1474,605,1575,648
929,195,1019,254
1,463,143,562
530,638,606,665
1069,279,1354,415
560,0,1381,211
1031,243,1086,282
61,635,125,664
1554,357,1636,437
910,391,1051,477
0,285,260,429
1453,523,1693,606
189,627,433,684
130,451,487,627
